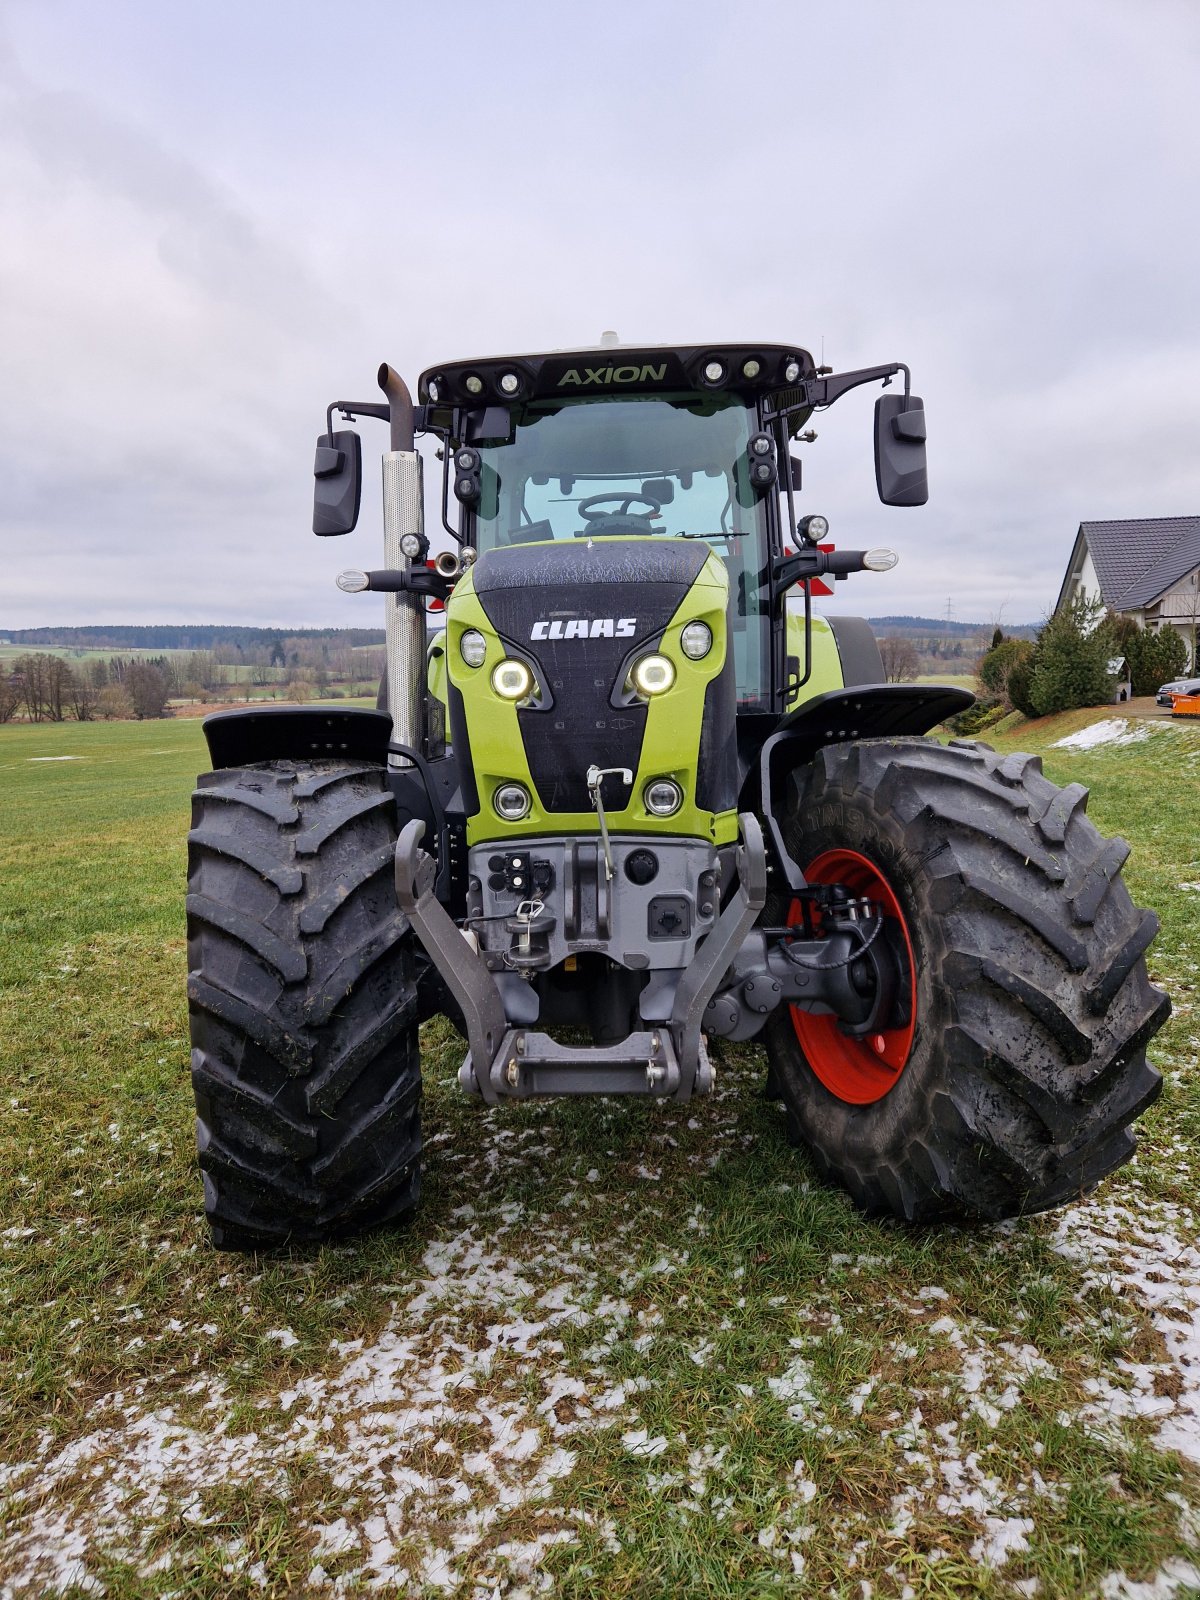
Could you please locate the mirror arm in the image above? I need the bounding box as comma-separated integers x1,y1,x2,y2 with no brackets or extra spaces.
763,362,910,427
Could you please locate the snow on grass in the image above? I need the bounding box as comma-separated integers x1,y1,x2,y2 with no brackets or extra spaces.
0,1215,648,1595
1053,1194,1200,1463
5,1083,1200,1596
1051,717,1163,750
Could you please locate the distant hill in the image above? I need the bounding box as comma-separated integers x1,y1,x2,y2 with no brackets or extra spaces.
0,625,385,650
866,616,1039,641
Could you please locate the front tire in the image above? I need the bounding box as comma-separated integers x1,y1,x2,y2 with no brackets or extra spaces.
764,738,1169,1222
187,759,421,1250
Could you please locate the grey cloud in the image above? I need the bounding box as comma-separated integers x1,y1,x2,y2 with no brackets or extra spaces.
0,0,1198,628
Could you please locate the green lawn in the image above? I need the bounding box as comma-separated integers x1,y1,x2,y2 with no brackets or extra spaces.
1,713,1199,1597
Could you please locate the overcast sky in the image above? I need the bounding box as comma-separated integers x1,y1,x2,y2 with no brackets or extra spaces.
1,0,1197,630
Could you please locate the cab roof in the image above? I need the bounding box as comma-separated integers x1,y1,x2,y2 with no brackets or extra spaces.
417,342,816,411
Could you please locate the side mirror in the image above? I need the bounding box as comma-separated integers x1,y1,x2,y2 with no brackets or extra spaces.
874,395,928,506
312,429,362,535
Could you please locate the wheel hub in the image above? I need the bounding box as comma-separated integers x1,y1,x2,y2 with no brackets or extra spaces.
788,847,917,1104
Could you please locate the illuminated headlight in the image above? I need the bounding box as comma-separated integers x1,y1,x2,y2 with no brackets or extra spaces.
494,783,531,821
460,629,487,668
864,548,899,571
499,372,520,395
400,532,423,559
464,374,484,396
784,358,801,383
742,358,761,379
630,653,676,696
492,658,534,700
427,378,441,403
703,360,725,384
644,778,683,817
679,621,712,660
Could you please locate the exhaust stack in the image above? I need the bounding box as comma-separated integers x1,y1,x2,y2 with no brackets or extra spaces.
377,364,425,770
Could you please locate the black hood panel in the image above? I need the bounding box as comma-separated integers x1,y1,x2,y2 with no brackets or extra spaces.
473,541,708,812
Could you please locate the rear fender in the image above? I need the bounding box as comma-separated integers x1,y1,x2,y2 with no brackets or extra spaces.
753,684,974,893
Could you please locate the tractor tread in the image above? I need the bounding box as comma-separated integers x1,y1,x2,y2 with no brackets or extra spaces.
187,759,421,1251
765,736,1168,1223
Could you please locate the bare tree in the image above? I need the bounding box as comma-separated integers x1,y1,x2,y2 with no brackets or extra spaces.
96,683,135,719
0,668,20,723
67,665,97,721
878,636,920,683
126,662,169,719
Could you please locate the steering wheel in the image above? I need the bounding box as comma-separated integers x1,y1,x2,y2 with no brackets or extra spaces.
577,492,663,524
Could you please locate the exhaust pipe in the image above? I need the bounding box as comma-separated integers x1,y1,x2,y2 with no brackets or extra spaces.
377,364,424,770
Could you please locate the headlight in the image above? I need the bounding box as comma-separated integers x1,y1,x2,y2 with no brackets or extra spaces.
630,653,675,696
492,658,534,700
679,621,713,660
460,629,487,668
494,783,531,820
643,778,683,817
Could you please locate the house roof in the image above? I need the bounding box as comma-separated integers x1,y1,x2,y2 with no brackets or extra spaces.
1058,516,1200,613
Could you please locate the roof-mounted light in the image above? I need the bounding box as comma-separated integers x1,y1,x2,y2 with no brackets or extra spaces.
783,358,801,383
464,374,484,396
499,372,520,395
703,360,725,385
742,358,761,379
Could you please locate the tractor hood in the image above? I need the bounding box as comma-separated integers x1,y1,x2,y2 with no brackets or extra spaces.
444,538,739,846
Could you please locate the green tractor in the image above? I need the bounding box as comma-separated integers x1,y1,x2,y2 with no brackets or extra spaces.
187,340,1169,1249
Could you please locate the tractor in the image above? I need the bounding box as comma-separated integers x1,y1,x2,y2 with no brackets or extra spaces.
186,339,1169,1249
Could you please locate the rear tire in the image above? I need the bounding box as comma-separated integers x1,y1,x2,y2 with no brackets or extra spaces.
763,737,1169,1222
187,760,420,1251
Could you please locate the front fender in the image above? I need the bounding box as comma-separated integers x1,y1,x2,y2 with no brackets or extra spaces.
752,684,974,892
202,706,393,770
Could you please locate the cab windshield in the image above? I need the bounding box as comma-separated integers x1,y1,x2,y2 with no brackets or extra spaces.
465,394,771,705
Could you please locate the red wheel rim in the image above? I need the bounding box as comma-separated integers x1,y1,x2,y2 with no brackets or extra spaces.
788,847,916,1105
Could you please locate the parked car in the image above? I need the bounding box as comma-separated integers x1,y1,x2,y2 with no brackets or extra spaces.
1157,676,1200,707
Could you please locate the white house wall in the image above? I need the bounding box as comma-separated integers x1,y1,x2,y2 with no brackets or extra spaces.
1066,546,1102,607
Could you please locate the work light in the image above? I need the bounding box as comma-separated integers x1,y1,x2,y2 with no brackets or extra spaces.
492,659,534,700
644,779,683,817
460,629,487,668
630,654,675,696
494,783,531,820
680,622,712,660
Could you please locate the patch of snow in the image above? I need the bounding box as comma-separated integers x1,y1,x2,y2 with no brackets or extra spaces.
1051,717,1160,750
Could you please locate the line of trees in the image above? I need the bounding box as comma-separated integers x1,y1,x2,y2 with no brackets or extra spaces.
0,654,171,722
0,643,387,724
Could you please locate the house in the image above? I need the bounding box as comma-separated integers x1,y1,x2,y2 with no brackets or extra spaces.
1056,516,1200,669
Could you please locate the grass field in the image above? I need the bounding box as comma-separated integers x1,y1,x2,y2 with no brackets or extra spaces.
2,713,1199,1597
